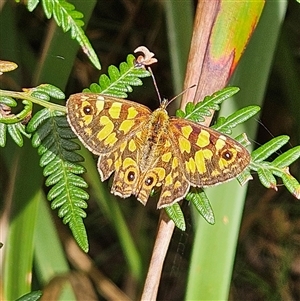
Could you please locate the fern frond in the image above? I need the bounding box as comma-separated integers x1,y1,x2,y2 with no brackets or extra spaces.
0,84,65,114
26,0,100,69
176,87,240,122
27,108,89,252
250,137,300,199
212,105,260,134
84,54,151,98
0,96,32,146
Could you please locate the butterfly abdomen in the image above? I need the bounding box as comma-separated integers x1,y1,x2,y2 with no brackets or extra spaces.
139,108,170,171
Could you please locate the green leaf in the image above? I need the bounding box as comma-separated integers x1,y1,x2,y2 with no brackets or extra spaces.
60,139,80,151
0,123,6,147
164,203,186,231
212,105,260,134
27,0,40,12
251,135,290,162
40,149,57,167
0,96,17,107
236,168,253,186
69,217,89,253
186,188,215,225
257,166,277,189
234,133,251,147
176,86,240,122
27,108,52,133
16,290,42,301
280,173,300,199
272,146,300,168
45,169,64,186
31,84,65,100
31,119,54,148
24,84,65,105
31,91,50,101
108,65,120,81
41,0,52,19
6,123,31,147
248,143,300,200
43,84,65,99
84,54,151,98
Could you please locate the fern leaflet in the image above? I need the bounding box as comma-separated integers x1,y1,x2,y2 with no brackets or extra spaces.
26,0,100,69
84,54,151,98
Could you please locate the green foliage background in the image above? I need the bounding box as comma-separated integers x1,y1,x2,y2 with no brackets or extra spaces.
1,1,300,301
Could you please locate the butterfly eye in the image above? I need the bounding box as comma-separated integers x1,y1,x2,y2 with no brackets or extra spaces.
222,150,233,161
83,105,93,115
127,171,136,182
145,176,154,186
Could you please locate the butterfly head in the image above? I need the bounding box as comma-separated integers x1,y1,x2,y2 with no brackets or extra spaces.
158,85,196,110
160,98,169,109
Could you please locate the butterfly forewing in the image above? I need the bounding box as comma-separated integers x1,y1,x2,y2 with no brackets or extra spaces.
169,117,251,187
66,93,152,155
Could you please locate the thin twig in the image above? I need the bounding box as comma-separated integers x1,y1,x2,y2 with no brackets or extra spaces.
140,210,175,300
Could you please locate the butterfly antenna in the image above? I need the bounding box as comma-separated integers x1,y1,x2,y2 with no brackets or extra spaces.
148,67,163,104
166,84,197,107
148,66,196,107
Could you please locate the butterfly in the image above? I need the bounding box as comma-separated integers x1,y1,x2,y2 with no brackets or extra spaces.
66,93,250,208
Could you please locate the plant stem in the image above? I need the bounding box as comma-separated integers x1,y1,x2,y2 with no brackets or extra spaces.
0,89,66,112
140,210,175,300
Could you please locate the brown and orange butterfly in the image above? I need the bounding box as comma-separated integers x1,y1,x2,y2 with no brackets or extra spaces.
66,92,250,209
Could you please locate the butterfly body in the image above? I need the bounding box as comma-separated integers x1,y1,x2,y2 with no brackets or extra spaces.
66,93,250,208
